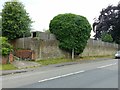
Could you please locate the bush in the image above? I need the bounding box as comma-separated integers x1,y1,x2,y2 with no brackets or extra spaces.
101,33,113,42
0,37,13,56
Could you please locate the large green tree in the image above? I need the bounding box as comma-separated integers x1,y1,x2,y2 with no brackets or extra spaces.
2,1,32,40
0,13,1,35
0,17,1,29
49,13,91,59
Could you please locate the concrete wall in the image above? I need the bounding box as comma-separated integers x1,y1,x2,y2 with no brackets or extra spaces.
11,38,70,60
81,39,118,56
11,33,118,60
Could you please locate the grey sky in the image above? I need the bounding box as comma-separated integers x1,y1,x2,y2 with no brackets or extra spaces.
0,0,119,37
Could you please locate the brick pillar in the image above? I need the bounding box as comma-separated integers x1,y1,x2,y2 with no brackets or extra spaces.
32,51,35,60
9,53,14,63
2,56,8,64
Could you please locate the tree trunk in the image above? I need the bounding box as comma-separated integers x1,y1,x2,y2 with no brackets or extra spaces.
72,48,74,60
23,34,25,48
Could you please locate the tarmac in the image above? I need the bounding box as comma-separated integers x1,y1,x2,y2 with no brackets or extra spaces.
1,58,113,76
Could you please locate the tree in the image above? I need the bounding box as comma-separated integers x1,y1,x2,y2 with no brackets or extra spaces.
2,1,32,40
93,3,120,44
101,33,113,42
0,12,1,36
112,3,120,44
0,17,1,36
49,13,92,59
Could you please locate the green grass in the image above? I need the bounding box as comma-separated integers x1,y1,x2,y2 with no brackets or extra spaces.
80,55,114,60
36,58,74,65
0,64,17,70
36,55,114,66
0,55,114,70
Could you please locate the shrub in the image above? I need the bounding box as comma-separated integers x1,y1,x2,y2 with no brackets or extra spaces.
101,33,113,42
0,37,13,56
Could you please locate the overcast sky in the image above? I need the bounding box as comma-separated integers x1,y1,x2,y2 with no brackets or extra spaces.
0,0,119,37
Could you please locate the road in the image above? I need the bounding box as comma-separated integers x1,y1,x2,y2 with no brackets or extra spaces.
1,59,118,88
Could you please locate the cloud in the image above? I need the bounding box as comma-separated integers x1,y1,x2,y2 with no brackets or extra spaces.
0,0,119,34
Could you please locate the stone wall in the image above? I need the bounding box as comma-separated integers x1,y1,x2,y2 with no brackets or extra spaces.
11,34,118,60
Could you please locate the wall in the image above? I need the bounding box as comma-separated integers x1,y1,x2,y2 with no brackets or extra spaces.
11,38,70,60
81,39,118,56
118,45,120,50
11,33,118,60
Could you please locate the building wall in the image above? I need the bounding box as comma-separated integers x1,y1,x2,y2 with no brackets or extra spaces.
11,33,118,60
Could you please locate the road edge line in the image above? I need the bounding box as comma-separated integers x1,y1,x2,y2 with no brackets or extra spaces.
97,63,117,69
38,70,85,83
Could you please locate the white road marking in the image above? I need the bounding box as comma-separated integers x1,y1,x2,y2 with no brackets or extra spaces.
97,63,117,69
38,70,85,83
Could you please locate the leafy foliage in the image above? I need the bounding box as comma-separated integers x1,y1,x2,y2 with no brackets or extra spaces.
0,37,13,56
101,33,113,42
93,3,120,44
2,1,32,40
49,13,91,54
0,12,1,35
0,17,1,36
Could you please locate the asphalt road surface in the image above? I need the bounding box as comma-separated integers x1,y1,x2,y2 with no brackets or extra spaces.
1,59,118,88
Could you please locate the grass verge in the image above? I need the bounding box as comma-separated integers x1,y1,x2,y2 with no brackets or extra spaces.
0,55,114,70
36,55,114,66
0,64,17,70
79,55,114,60
36,58,73,65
